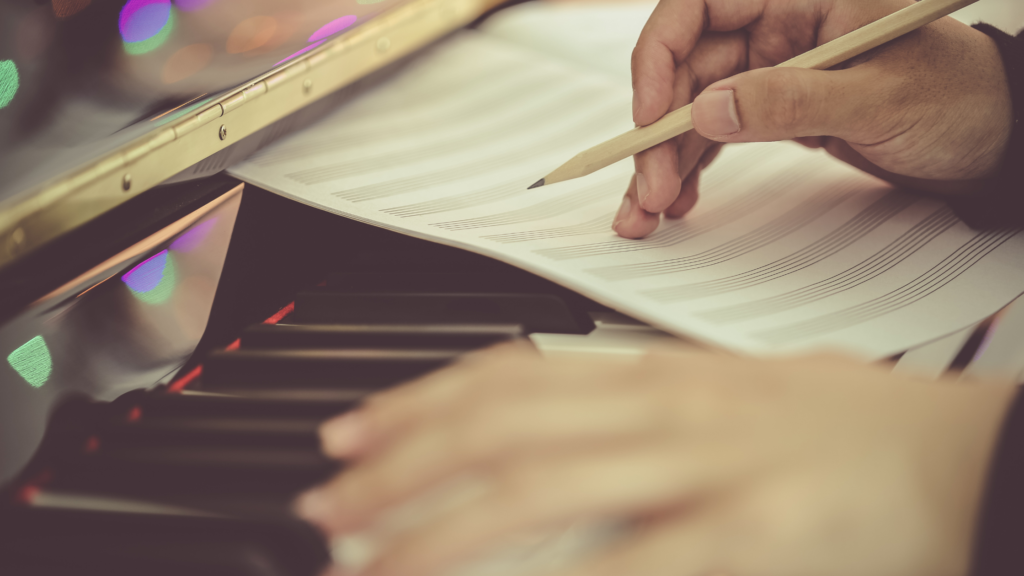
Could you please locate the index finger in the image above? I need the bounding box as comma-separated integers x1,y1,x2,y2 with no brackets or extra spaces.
632,0,767,126
319,343,535,458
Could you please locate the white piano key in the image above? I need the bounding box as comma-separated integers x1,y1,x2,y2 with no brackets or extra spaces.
31,490,219,517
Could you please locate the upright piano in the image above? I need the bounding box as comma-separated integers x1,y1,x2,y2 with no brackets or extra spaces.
2,1,1021,574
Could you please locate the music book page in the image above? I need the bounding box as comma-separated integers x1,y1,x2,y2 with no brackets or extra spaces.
229,31,1024,359
479,1,656,86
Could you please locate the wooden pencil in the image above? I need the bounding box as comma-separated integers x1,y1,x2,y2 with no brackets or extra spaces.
529,0,979,190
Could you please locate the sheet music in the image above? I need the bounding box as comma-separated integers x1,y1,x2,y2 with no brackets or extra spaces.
229,31,1024,359
479,1,656,86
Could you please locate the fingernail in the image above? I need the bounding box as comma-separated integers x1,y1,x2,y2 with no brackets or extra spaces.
694,90,740,137
613,195,631,230
636,173,649,207
632,91,641,121
295,487,333,524
321,412,367,457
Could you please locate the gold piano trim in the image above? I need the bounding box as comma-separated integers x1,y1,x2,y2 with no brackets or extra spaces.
0,0,504,271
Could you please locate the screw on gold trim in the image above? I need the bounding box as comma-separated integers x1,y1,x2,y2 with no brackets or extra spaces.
7,227,25,256
303,79,313,94
219,125,228,140
122,173,132,192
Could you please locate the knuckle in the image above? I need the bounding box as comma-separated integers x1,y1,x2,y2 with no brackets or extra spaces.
447,422,486,463
760,71,812,132
342,468,389,510
448,406,509,462
498,466,550,507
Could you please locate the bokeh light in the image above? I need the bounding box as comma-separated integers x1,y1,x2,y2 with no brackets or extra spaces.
173,0,214,11
7,336,52,389
162,43,212,83
120,0,175,55
226,16,278,54
0,61,19,109
275,14,359,67
122,250,178,304
119,0,170,42
52,0,91,18
170,217,217,251
308,15,357,42
275,40,325,66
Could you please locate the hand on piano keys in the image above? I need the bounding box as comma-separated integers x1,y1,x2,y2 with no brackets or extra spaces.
298,347,1015,576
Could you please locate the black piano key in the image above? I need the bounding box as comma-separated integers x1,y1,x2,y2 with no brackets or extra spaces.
344,247,509,274
325,271,604,320
241,322,524,350
112,389,359,421
49,444,339,499
329,245,609,322
0,506,329,576
191,388,371,402
26,486,303,520
328,272,560,294
294,291,592,334
97,417,324,451
200,348,462,391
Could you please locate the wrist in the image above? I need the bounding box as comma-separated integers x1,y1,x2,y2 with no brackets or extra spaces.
970,385,1024,576
928,382,1018,576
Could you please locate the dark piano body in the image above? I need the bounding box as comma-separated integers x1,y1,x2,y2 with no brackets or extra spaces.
0,163,612,574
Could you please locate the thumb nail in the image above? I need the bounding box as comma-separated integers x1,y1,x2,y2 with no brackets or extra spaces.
693,90,740,137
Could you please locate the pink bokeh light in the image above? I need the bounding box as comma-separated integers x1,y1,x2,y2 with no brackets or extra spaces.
275,40,325,66
118,0,171,43
308,15,358,42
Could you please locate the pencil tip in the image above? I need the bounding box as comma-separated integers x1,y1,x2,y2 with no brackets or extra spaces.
527,178,545,190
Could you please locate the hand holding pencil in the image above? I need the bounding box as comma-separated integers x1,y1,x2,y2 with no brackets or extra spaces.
534,0,1013,239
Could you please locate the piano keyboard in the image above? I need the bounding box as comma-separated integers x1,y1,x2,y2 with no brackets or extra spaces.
0,226,640,575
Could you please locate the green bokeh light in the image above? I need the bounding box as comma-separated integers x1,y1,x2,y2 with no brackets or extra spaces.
8,336,52,388
124,9,176,55
0,60,19,109
135,254,177,304
122,250,178,305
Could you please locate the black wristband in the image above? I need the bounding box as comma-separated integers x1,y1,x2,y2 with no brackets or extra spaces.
946,25,1024,229
971,387,1024,576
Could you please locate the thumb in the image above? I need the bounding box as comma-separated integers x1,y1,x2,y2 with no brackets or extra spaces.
691,67,873,144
